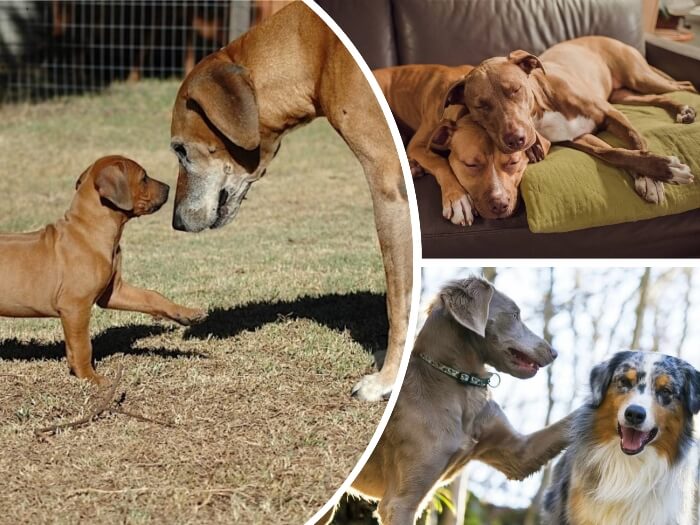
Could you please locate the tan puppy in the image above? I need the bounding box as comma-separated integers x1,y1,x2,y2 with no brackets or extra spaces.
374,65,543,225
0,156,206,384
169,2,411,401
447,36,696,203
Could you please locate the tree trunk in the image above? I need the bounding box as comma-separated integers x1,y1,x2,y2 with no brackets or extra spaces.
631,268,651,349
524,269,556,525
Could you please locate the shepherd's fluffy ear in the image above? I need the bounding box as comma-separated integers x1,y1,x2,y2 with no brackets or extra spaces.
589,351,633,407
440,278,494,337
589,361,614,408
682,364,700,415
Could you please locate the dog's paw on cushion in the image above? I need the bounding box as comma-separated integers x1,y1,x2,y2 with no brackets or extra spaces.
521,91,700,233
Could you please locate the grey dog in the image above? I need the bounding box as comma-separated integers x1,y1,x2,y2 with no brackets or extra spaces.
321,276,577,525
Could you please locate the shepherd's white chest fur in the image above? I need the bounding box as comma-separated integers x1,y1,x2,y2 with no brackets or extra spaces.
571,441,693,525
535,111,596,142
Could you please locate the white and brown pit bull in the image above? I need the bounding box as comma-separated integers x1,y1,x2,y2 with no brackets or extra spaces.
447,36,696,203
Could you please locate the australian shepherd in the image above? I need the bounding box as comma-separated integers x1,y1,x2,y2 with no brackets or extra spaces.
542,351,700,525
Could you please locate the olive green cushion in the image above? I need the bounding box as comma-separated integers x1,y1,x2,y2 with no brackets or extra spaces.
521,92,700,233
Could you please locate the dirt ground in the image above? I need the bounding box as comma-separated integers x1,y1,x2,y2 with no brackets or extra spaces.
0,80,386,524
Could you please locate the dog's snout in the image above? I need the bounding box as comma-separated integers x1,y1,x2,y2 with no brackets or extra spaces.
172,209,186,231
504,131,526,151
624,405,646,426
159,183,170,203
490,200,509,216
549,347,558,360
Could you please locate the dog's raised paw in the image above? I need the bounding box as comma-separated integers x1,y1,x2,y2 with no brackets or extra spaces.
634,175,665,204
351,373,393,402
676,105,696,124
176,308,208,326
666,156,694,184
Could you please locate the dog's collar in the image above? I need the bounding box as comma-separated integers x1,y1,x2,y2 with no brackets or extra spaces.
418,353,500,388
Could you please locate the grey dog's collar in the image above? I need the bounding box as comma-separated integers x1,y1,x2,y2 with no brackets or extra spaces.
418,353,500,388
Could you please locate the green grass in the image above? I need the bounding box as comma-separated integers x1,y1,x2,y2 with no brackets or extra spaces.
0,80,386,524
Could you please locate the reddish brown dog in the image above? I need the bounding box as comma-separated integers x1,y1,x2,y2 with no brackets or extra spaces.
0,156,206,385
169,2,411,401
375,64,547,225
446,36,695,203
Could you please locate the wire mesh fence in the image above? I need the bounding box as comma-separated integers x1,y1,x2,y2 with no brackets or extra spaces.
0,0,289,103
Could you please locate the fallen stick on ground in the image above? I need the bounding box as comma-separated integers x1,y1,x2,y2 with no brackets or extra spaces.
35,364,171,436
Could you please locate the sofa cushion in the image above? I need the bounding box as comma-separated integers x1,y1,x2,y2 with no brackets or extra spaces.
416,174,700,257
392,0,644,66
521,91,700,233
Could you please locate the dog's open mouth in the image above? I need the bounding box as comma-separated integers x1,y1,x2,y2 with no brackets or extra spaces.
508,348,541,375
212,182,251,229
618,424,658,455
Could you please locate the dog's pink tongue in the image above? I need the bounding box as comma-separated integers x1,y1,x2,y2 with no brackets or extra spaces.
620,426,647,451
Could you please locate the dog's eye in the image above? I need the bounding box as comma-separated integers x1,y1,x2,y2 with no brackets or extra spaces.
464,162,479,169
508,158,520,166
657,387,673,398
510,86,521,96
512,312,520,320
618,377,633,389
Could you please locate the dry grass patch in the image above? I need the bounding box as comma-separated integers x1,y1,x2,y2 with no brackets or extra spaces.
0,80,386,524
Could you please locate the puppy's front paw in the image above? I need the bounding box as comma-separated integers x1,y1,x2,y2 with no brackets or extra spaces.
676,105,696,124
634,176,665,204
442,188,475,227
351,373,393,402
174,308,207,326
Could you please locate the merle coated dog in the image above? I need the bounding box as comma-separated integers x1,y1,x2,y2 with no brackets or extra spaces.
542,350,700,525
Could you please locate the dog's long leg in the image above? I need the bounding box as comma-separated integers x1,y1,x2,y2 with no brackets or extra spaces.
349,154,412,401
60,307,103,384
601,104,648,151
564,133,693,204
610,88,696,124
378,462,447,525
473,401,576,481
326,74,413,402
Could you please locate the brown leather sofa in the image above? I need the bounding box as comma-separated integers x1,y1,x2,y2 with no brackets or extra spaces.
317,0,700,257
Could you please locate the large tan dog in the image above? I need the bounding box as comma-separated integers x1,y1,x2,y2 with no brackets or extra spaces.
0,156,205,385
374,65,544,225
320,277,576,524
446,36,695,203
169,2,411,400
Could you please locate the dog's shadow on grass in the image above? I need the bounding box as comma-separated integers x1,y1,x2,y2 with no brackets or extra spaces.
0,324,200,362
0,291,388,363
186,291,389,355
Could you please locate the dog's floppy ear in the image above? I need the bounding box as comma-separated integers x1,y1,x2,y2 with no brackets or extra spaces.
682,364,700,414
94,161,133,211
75,167,90,190
440,278,494,337
429,120,457,152
443,78,467,108
508,50,545,75
186,61,260,151
589,359,616,408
